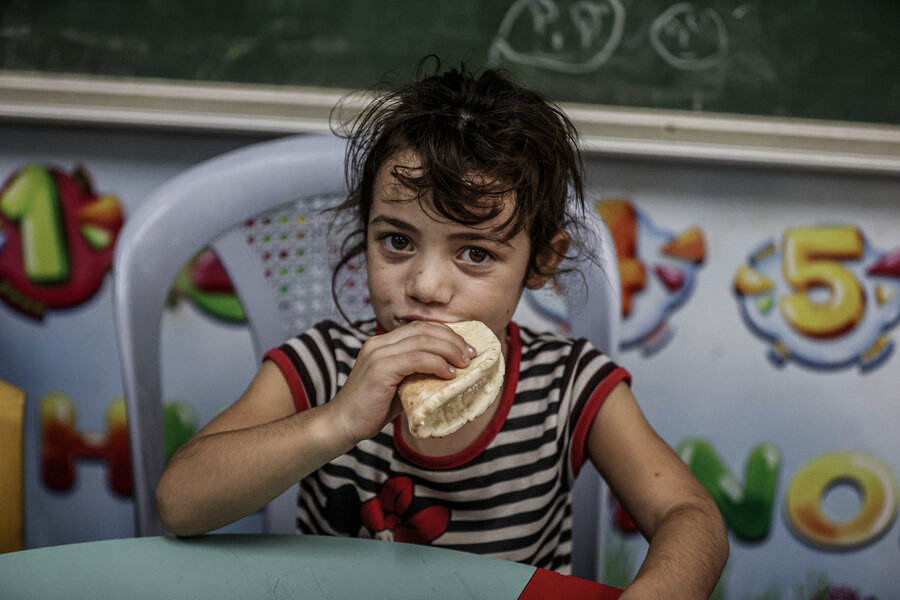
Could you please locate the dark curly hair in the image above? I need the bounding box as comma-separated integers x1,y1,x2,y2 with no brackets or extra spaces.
329,56,590,319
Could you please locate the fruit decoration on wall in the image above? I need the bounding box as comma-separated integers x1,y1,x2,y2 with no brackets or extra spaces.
599,198,706,354
0,165,124,319
734,226,900,371
169,248,246,323
520,198,705,353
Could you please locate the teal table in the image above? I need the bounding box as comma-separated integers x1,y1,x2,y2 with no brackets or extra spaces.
0,534,622,599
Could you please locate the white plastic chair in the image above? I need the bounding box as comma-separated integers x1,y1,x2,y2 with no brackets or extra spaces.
113,133,620,581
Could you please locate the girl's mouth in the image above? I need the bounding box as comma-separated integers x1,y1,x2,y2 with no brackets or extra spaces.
398,315,452,325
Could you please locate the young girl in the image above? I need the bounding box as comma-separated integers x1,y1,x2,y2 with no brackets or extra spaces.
156,60,728,597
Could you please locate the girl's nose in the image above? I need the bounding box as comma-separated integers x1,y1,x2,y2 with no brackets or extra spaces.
406,258,452,306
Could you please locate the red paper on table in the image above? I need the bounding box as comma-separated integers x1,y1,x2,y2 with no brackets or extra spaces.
519,568,623,599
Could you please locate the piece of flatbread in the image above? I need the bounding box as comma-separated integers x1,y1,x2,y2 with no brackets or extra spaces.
398,321,505,439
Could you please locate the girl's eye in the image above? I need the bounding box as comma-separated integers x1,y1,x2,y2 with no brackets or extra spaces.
383,234,410,251
462,247,491,264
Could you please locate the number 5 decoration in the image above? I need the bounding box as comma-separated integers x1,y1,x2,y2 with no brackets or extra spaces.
734,226,900,371
0,164,123,319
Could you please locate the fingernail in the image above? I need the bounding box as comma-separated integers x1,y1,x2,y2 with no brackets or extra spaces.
448,365,456,375
467,345,476,356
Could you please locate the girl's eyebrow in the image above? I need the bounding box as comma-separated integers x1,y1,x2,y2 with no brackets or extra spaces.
369,214,512,247
448,230,513,248
369,215,419,234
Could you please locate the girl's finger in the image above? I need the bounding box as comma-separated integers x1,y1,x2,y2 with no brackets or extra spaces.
376,321,475,365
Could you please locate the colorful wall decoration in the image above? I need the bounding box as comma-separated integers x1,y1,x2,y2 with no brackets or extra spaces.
0,125,260,548
523,197,706,355
0,164,123,318
40,393,133,497
39,393,198,497
734,226,900,371
598,198,706,355
169,248,246,323
1,123,897,597
589,189,900,599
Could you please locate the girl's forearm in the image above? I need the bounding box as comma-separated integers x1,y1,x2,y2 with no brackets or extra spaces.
155,402,354,536
622,502,729,599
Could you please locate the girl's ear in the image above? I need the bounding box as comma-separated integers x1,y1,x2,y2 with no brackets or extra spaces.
525,231,571,290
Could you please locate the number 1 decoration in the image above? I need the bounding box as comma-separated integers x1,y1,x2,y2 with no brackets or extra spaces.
0,164,123,318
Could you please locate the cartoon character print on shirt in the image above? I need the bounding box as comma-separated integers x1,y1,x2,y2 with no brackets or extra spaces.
325,477,450,544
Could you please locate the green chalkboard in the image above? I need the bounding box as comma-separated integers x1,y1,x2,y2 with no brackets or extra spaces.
1,0,898,124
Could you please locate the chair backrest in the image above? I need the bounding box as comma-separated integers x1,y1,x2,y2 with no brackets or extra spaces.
113,133,620,581
526,211,621,582
114,134,353,539
0,379,26,553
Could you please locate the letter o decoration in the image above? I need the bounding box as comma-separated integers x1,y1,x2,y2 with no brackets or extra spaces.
786,451,898,548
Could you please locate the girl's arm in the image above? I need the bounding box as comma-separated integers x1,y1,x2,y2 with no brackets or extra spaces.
155,361,353,536
156,321,474,536
587,382,729,599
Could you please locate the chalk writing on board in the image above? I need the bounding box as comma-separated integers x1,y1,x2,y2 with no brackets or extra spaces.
488,0,626,74
649,3,728,71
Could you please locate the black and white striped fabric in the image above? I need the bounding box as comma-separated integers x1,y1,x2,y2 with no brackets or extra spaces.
264,319,629,574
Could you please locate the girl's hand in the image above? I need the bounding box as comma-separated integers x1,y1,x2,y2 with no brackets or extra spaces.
329,321,476,445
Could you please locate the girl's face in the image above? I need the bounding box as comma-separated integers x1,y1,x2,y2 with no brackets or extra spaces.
365,151,547,354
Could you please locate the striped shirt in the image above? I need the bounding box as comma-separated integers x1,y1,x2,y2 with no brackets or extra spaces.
264,319,629,574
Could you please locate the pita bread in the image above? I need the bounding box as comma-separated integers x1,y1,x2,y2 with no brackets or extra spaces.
398,321,505,439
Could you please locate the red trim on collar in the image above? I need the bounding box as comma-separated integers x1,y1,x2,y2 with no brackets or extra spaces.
393,322,521,470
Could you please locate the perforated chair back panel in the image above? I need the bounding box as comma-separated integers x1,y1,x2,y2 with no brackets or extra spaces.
213,193,371,359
